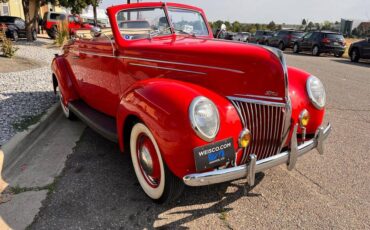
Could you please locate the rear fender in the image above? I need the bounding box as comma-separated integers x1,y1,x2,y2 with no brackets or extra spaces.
116,78,242,178
51,56,79,104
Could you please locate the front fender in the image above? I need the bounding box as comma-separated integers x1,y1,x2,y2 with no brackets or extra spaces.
116,78,242,178
288,66,325,135
51,56,79,104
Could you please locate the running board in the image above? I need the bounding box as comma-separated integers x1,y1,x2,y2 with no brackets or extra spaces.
69,100,118,142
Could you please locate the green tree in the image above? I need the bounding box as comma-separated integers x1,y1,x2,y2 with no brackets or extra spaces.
307,21,314,31
267,21,276,30
315,23,321,30
302,19,307,26
232,21,241,32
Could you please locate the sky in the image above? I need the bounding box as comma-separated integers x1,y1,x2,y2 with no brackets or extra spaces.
101,0,370,24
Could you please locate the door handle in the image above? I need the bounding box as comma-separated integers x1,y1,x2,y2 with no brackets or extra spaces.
72,56,80,59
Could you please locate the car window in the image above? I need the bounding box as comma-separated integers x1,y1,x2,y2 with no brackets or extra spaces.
50,13,66,20
255,31,262,36
116,7,171,40
0,16,15,23
325,33,344,40
303,32,312,39
167,8,208,36
292,31,305,37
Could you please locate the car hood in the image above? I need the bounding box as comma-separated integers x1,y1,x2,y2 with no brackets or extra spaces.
121,36,287,101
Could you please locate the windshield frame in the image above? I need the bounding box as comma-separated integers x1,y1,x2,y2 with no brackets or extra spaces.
109,2,212,46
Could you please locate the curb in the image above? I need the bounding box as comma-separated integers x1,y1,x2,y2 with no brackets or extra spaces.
1,103,61,171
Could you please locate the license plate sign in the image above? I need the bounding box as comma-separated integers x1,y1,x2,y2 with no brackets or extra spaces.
333,42,339,46
193,138,235,172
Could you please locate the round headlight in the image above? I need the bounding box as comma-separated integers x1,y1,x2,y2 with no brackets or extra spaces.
306,76,326,109
189,96,220,142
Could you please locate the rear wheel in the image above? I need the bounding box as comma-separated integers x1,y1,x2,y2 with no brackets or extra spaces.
32,30,37,41
350,49,360,62
334,52,343,57
293,43,300,53
130,123,184,204
12,30,18,42
278,42,285,50
312,45,320,56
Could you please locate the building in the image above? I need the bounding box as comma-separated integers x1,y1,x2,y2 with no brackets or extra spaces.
340,18,370,36
0,0,24,18
0,0,64,19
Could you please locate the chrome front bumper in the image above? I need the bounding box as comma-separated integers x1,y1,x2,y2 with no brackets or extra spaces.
183,123,332,187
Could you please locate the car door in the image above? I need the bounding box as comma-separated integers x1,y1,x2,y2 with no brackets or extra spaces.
68,32,121,117
300,32,313,51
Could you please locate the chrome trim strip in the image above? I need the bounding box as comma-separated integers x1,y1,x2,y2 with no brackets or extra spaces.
234,94,284,101
183,123,332,187
120,56,245,74
227,96,286,107
129,63,206,75
74,50,244,74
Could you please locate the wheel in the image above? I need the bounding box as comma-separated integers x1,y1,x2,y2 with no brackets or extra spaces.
47,26,57,39
57,90,74,120
12,30,18,42
293,43,300,53
350,49,360,62
32,30,37,41
278,42,285,51
312,45,320,56
130,122,184,204
334,52,343,57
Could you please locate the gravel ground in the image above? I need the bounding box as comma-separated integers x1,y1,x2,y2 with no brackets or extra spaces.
0,38,59,145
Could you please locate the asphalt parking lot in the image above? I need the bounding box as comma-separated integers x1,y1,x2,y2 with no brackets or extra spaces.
29,53,370,229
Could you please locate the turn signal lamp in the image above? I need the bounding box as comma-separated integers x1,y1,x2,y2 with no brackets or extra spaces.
299,109,310,127
239,128,252,148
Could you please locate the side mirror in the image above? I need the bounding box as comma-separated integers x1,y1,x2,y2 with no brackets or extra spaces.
90,26,101,38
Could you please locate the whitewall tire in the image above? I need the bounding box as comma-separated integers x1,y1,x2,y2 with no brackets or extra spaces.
130,122,184,203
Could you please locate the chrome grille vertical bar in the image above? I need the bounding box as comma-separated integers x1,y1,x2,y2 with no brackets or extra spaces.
228,97,287,162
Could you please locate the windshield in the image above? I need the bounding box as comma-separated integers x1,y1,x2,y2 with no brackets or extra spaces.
116,7,171,40
167,8,208,36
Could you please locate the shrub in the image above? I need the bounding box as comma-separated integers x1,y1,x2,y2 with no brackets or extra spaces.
0,31,18,58
55,20,69,47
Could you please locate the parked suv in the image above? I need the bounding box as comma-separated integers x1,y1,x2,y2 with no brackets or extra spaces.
0,16,37,41
267,30,305,50
293,31,346,57
42,12,92,39
348,38,370,62
248,30,273,44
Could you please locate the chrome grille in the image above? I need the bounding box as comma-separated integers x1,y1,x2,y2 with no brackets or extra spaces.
229,97,286,162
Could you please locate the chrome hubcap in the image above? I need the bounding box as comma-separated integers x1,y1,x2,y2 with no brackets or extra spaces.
136,134,161,188
313,47,318,55
139,146,153,175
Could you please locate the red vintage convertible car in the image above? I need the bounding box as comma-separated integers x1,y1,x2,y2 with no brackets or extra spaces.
52,2,331,203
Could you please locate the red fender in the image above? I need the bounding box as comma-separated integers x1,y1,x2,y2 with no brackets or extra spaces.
288,66,325,135
51,56,80,104
116,78,242,178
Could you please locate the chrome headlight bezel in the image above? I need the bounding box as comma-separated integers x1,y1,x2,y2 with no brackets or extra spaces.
306,75,326,110
189,96,220,142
